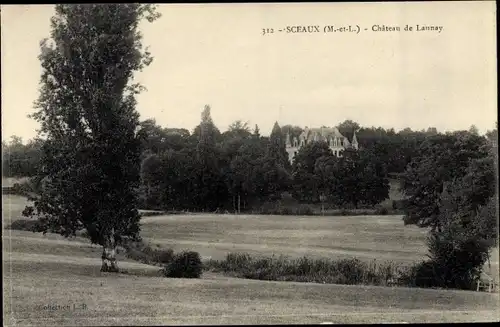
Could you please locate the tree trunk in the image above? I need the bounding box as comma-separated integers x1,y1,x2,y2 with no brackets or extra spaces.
238,193,241,214
100,232,119,273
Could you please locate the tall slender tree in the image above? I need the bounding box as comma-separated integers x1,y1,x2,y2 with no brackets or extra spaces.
267,121,290,169
23,4,160,272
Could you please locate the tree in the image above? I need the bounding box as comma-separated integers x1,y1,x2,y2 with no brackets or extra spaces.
314,155,341,205
192,105,221,144
2,136,42,177
292,141,333,202
193,105,227,211
468,124,479,135
256,156,292,201
267,122,290,169
281,124,303,141
137,119,169,154
337,120,360,141
252,124,260,139
485,122,498,159
139,153,163,209
22,4,161,272
356,148,390,206
419,153,497,290
227,120,251,138
401,131,490,231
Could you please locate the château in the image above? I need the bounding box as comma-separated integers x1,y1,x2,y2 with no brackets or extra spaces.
285,126,359,162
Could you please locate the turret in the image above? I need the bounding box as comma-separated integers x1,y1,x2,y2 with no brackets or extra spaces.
352,130,359,150
285,132,292,148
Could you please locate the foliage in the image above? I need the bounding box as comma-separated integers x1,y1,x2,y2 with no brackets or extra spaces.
22,4,160,248
424,225,490,290
401,131,490,230
281,124,303,142
163,251,203,278
268,122,291,169
336,119,360,142
7,219,44,232
256,202,315,215
400,134,498,290
122,240,174,266
292,143,389,208
2,137,42,177
206,252,402,286
9,181,37,197
292,141,333,202
136,119,191,154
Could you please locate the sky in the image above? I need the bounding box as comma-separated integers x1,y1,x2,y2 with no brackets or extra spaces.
1,2,497,142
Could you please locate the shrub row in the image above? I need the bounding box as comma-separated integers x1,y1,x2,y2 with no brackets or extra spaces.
251,202,402,216
205,252,407,286
256,203,315,216
205,252,489,291
139,210,167,217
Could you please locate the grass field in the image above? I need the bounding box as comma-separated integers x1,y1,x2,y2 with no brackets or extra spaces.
3,194,499,325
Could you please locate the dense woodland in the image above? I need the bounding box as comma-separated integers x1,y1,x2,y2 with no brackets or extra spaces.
3,107,497,217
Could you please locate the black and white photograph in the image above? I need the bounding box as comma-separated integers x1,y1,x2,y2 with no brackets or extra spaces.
1,2,498,325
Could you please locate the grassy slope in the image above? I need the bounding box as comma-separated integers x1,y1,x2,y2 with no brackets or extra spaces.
3,195,499,325
140,213,429,264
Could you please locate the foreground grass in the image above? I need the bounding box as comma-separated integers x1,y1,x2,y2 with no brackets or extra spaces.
3,195,499,324
4,248,499,325
3,231,499,324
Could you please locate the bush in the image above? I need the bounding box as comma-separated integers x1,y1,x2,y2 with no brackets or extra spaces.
340,209,351,216
280,206,292,215
9,182,31,196
126,247,152,265
424,227,490,290
393,199,409,211
396,226,492,290
205,252,401,286
374,207,389,215
163,251,203,278
8,219,42,232
123,240,175,266
139,211,166,217
157,248,175,264
296,204,314,215
396,261,434,288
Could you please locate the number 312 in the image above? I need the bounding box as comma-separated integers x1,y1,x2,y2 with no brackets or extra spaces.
262,28,274,35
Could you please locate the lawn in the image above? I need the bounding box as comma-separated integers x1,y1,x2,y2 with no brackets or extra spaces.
139,213,429,264
3,194,499,325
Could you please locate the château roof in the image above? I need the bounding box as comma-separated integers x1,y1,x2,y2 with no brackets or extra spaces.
285,126,359,146
300,127,346,142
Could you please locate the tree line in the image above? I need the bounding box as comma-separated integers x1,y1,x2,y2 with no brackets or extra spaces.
4,109,497,217
133,109,422,212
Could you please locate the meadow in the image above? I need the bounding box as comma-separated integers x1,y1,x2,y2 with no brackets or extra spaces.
3,194,499,325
